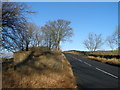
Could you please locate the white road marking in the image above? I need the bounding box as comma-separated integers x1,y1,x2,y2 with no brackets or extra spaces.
84,62,92,66
95,67,118,79
68,54,91,65
66,53,118,79
78,60,82,62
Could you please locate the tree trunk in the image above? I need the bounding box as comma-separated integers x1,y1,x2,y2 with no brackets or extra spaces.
26,43,29,51
56,41,60,50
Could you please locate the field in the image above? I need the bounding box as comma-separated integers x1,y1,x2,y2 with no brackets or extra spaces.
86,50,119,55
2,48,77,88
65,50,120,65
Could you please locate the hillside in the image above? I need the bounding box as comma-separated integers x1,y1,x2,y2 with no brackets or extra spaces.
2,47,77,88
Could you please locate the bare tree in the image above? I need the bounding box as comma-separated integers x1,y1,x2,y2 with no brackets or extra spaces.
28,23,43,47
41,19,73,50
106,36,115,50
41,24,55,49
24,22,34,51
16,22,43,51
83,33,103,51
106,28,120,50
2,2,34,51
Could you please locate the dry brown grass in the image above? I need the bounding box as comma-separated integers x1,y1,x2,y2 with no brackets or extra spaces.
88,50,120,55
65,51,86,58
2,50,77,88
65,50,120,65
87,56,120,65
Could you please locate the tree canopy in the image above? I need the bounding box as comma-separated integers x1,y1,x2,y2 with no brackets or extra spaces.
41,19,73,50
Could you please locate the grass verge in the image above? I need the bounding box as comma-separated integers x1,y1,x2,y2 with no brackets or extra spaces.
2,50,77,88
65,50,120,66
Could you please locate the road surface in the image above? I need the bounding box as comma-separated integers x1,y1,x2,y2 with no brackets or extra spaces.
64,53,119,89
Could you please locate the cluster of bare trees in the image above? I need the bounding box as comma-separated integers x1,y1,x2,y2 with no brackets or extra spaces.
2,2,73,52
41,20,73,50
83,29,119,51
83,33,103,51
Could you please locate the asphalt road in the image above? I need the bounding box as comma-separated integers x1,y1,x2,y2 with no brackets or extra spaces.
64,53,119,89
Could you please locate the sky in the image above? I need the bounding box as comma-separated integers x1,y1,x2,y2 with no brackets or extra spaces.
8,0,120,2
25,2,118,51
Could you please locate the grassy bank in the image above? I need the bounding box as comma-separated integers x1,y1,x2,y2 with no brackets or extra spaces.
2,48,77,88
65,50,120,65
86,50,119,55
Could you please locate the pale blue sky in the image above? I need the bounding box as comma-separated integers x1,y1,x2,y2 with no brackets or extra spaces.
9,0,119,2
26,2,118,51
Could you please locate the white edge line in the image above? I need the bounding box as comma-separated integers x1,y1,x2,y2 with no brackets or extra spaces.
95,67,118,79
67,54,118,79
85,62,92,66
